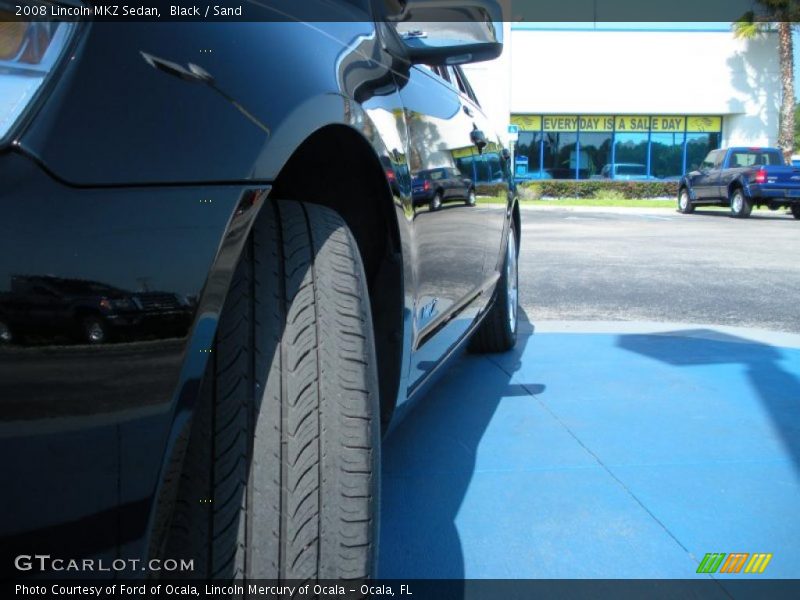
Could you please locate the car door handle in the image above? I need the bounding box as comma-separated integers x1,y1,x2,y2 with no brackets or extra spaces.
462,104,473,117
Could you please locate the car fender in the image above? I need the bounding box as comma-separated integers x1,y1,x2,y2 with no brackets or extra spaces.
679,176,698,200
728,174,753,198
16,21,403,187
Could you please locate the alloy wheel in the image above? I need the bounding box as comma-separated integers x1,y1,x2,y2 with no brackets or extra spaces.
506,231,518,333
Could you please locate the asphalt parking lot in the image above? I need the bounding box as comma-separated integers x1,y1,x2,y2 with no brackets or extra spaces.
379,206,800,582
519,206,800,333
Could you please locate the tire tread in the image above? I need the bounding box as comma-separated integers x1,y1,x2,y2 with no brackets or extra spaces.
165,200,378,583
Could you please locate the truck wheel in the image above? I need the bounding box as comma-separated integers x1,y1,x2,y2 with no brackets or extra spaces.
730,188,752,218
430,192,443,211
82,317,109,344
466,189,477,206
0,319,12,344
791,205,800,219
166,200,380,580
677,188,694,214
470,223,518,353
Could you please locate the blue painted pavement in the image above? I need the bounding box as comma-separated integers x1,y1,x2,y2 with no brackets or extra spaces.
378,323,800,580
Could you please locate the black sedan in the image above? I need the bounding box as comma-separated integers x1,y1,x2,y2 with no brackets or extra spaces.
0,0,518,584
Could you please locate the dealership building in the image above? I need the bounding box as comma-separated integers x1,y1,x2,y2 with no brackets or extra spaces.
464,23,781,180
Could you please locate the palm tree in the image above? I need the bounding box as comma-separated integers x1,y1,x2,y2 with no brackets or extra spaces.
734,3,800,161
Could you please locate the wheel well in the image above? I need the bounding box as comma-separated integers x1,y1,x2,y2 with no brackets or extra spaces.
512,200,521,250
268,124,404,429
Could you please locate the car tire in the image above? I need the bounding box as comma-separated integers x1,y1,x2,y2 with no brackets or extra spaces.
791,205,800,219
730,188,752,218
0,319,12,344
677,188,694,214
466,189,477,206
430,192,442,211
469,222,518,353
82,317,108,344
165,200,380,580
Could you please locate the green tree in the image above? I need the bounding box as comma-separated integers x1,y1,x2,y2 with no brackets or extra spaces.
794,102,800,149
734,2,800,161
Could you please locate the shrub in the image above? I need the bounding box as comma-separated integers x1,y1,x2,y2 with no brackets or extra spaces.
476,182,509,197
592,188,627,201
517,179,680,200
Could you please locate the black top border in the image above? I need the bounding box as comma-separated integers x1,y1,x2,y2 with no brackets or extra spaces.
0,0,778,23
5,578,800,599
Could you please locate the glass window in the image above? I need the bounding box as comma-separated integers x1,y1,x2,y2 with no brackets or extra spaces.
453,67,480,106
613,133,649,179
577,132,612,179
486,152,503,181
615,165,647,176
700,152,716,170
455,155,475,180
686,133,720,172
728,149,784,167
471,154,491,182
543,132,578,179
514,131,542,177
650,132,685,179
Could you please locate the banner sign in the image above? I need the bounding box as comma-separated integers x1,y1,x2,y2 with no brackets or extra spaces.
510,115,542,131
614,116,651,131
687,116,722,132
651,116,686,132
511,114,722,134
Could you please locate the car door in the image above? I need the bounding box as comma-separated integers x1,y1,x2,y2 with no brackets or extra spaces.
26,282,65,336
397,64,489,389
709,149,728,199
441,167,458,200
694,150,722,199
451,65,510,289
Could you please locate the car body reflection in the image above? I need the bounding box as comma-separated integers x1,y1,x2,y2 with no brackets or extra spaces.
411,167,476,211
0,275,195,345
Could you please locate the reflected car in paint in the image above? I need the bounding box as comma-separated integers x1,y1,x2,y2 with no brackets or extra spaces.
599,163,659,181
0,275,194,345
411,167,476,210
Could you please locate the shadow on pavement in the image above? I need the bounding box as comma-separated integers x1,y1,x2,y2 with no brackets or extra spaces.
379,308,543,583
617,329,800,477
691,209,795,221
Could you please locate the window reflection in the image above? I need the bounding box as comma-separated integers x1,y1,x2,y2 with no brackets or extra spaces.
613,132,649,180
650,132,685,180
511,115,722,181
686,133,721,172
579,132,612,180
543,132,578,180
514,131,543,179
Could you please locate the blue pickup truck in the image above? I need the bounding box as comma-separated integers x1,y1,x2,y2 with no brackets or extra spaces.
678,147,800,219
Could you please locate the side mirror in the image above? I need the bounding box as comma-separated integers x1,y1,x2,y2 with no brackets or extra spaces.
387,1,503,66
470,125,488,154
